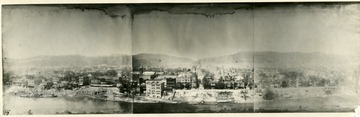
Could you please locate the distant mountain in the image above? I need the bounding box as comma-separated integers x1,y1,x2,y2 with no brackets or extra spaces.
196,51,358,70
253,51,354,69
3,54,132,67
132,53,195,68
196,52,254,68
4,52,358,70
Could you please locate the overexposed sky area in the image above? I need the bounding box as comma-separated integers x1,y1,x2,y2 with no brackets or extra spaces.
2,4,360,59
133,4,360,59
2,5,132,59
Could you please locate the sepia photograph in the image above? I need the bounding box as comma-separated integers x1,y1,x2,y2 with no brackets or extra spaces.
2,3,360,115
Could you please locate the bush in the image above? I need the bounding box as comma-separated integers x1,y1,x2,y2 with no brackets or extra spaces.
263,89,276,100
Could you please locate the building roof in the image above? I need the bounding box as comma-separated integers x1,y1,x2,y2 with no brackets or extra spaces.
146,79,163,83
143,71,155,76
156,75,177,80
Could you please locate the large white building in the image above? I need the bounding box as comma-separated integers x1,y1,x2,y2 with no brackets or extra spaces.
145,79,164,98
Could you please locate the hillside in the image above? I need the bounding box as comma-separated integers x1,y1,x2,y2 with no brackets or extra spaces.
196,52,254,68
195,51,357,70
3,54,132,67
132,53,195,68
4,52,358,70
253,51,356,70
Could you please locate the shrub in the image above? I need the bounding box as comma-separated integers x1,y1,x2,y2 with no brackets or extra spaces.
263,89,276,100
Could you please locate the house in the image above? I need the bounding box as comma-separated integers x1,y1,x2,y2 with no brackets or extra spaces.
163,78,176,89
98,76,117,86
156,75,177,88
155,72,165,75
141,71,156,80
69,81,79,88
90,78,100,85
176,72,193,85
59,81,69,87
145,79,164,98
52,77,60,84
79,77,90,86
27,80,35,88
12,79,23,86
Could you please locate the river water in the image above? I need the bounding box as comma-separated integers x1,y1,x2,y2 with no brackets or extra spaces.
3,86,254,114
3,94,133,115
3,94,254,114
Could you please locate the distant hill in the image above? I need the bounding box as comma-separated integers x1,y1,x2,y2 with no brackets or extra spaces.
196,52,254,68
3,54,132,67
132,53,195,68
196,51,358,70
3,52,358,70
253,51,355,69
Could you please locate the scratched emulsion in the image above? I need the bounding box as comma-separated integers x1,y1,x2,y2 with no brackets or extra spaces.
2,3,360,114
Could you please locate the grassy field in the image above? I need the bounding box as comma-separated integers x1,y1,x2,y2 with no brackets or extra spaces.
255,86,360,112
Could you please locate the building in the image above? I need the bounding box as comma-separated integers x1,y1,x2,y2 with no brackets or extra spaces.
176,72,198,89
27,80,35,88
210,81,217,89
52,77,60,84
163,78,176,89
90,78,100,85
98,76,117,86
141,71,156,80
79,77,90,86
145,80,164,98
12,79,23,86
176,72,193,85
156,75,177,88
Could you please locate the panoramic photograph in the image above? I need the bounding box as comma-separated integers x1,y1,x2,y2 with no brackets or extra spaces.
2,3,360,115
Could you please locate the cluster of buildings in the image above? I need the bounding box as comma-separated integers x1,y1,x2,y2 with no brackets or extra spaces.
131,70,198,98
9,71,128,91
7,66,255,99
133,67,254,99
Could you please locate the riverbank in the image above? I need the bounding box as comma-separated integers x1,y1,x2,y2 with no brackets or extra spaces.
4,85,255,104
4,85,180,104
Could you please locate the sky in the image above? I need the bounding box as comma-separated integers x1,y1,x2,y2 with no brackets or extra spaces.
132,8,254,60
2,5,132,59
254,4,360,56
3,4,359,60
133,4,360,60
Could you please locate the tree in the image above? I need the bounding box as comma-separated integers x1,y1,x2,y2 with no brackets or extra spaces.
202,77,211,89
240,90,249,100
3,72,12,85
184,83,191,89
309,76,320,87
242,72,251,89
176,83,184,89
217,77,225,89
63,71,76,82
283,71,299,87
263,89,276,100
318,78,327,87
106,70,117,77
281,81,288,88
44,82,54,90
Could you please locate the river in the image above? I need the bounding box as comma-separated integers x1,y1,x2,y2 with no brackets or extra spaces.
3,94,133,115
3,86,254,114
3,94,254,114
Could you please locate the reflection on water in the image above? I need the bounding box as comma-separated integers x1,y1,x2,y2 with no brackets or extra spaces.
133,103,254,113
3,95,133,115
4,93,254,114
